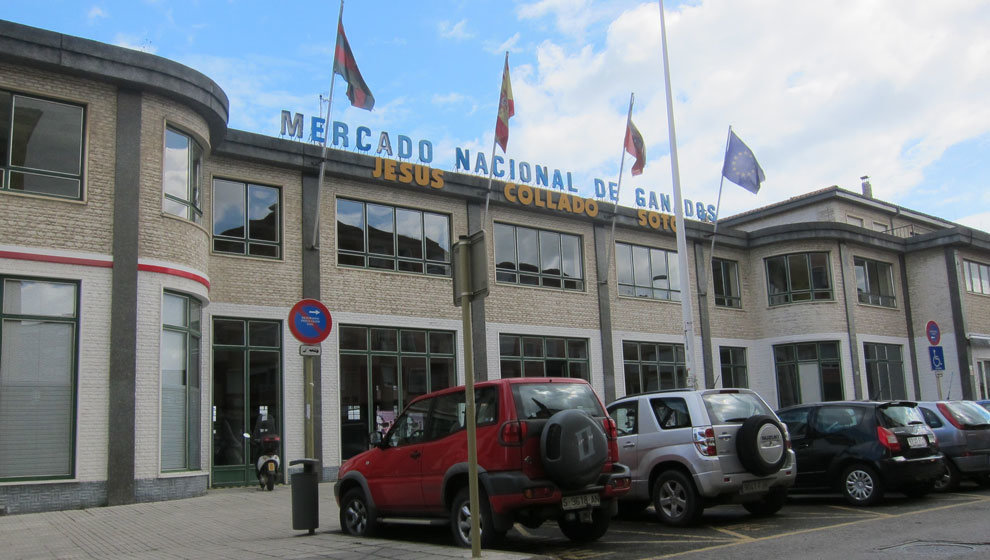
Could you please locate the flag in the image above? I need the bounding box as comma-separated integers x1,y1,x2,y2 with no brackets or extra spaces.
624,118,646,176
722,130,764,194
333,18,375,111
494,53,514,152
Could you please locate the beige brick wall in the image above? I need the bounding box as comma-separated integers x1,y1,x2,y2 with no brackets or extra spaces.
0,62,117,256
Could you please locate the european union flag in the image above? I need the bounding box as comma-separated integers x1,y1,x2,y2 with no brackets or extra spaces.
722,130,764,194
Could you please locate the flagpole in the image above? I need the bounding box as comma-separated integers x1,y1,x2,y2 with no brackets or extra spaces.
658,0,698,388
310,0,345,249
709,125,732,266
482,51,509,229
605,93,635,276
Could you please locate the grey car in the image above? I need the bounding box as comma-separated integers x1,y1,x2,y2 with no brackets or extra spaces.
606,388,796,526
916,400,990,490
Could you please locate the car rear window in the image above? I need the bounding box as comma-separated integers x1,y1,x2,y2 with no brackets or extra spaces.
942,401,990,429
702,391,773,423
878,404,924,427
512,383,604,419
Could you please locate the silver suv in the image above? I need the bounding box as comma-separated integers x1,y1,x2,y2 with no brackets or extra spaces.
606,388,796,526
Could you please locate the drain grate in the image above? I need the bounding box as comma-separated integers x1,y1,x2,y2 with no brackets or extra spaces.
880,541,988,557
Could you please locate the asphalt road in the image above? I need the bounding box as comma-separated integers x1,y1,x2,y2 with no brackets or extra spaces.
373,483,990,559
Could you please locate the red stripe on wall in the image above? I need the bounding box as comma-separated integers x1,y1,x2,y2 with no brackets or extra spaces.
137,264,211,289
0,250,113,268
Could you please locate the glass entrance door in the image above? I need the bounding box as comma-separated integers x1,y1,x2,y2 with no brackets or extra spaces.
212,318,282,487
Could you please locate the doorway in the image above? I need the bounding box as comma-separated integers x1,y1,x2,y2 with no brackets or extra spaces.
212,317,283,487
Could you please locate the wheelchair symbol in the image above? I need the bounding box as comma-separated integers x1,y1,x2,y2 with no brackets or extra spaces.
929,346,945,371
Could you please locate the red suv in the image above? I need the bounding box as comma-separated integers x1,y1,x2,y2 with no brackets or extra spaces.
334,377,631,547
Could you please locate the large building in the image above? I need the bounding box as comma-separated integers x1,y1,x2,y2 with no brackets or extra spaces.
1,20,989,514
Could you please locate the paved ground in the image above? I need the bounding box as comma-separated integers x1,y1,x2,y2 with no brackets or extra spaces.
0,483,541,560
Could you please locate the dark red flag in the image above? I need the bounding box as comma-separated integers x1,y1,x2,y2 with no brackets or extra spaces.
333,19,375,111
624,118,646,176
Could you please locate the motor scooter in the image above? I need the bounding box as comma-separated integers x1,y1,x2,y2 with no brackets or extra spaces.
253,416,280,491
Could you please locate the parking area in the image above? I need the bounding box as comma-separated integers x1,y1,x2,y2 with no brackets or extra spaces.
376,485,990,559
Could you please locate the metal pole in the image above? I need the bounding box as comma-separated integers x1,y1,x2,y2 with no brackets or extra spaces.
457,241,482,557
304,355,315,458
309,0,345,249
604,93,635,279
709,126,732,267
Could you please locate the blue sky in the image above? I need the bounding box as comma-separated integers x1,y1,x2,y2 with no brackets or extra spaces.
6,1,990,231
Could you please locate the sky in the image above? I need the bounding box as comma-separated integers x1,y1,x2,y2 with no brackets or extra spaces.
5,1,990,232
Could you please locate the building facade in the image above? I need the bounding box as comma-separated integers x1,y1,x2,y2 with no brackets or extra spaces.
1,20,989,514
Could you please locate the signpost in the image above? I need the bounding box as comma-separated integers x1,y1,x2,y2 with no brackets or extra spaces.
926,320,944,399
289,299,333,458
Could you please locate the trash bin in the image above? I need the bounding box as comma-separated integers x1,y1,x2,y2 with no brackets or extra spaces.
290,458,320,534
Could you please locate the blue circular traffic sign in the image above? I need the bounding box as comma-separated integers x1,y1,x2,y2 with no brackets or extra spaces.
288,299,332,344
926,320,940,346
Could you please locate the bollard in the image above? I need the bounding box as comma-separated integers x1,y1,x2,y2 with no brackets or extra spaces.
289,458,320,534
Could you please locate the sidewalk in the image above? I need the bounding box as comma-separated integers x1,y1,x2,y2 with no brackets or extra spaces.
0,483,542,560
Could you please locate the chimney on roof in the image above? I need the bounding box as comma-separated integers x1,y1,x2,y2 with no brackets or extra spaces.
860,175,873,199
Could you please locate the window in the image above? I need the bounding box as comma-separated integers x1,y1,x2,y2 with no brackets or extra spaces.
495,223,584,290
499,334,589,380
615,242,680,301
873,221,889,233
0,278,78,479
855,257,895,307
609,402,638,436
765,252,832,305
964,260,990,295
863,343,906,400
719,346,748,388
339,325,456,459
163,127,203,224
622,341,687,394
712,258,741,308
161,291,201,471
213,179,281,258
337,198,451,276
0,90,85,199
813,406,866,435
651,397,691,429
846,216,864,228
423,387,498,441
773,342,843,408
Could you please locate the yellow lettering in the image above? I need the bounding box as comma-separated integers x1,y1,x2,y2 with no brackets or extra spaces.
398,162,413,184
373,157,384,178
648,211,661,230
504,183,517,203
585,199,598,218
430,168,444,188
637,209,648,227
534,188,546,208
518,184,534,205
573,197,584,215
384,159,397,181
414,164,430,186
558,193,572,213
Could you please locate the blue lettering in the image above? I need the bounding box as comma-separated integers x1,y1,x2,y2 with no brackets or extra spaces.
310,117,326,144
609,182,619,203
280,111,303,138
455,148,470,171
535,165,549,187
419,140,433,163
493,155,505,178
376,132,393,156
332,121,348,148
509,159,515,180
397,135,412,159
707,204,717,222
635,187,646,206
519,162,531,183
567,172,577,193
356,126,371,151
660,193,671,213
596,179,607,198
649,191,660,210
696,202,707,221
552,170,564,190
684,199,694,217
474,152,488,175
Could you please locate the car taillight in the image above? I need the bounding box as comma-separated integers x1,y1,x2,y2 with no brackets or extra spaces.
877,426,901,452
603,417,618,440
693,426,716,456
937,403,965,429
499,420,527,446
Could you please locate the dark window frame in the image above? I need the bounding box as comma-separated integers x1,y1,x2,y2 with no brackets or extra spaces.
712,258,741,308
494,222,585,291
615,241,680,301
854,257,896,307
621,340,687,395
498,334,590,380
212,178,282,259
863,342,906,400
719,346,748,388
773,341,844,408
765,251,833,306
161,290,202,472
964,259,990,295
162,126,204,224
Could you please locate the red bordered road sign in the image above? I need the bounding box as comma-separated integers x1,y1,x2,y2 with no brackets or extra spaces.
926,321,940,346
288,299,333,344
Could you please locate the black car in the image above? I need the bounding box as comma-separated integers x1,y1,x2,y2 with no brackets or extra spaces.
776,401,943,506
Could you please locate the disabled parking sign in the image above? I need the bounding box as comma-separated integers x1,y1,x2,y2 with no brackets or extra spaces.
288,299,332,344
928,346,945,371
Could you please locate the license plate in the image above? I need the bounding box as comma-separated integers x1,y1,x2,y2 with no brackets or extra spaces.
267,462,276,471
908,436,926,448
562,494,600,511
741,478,772,494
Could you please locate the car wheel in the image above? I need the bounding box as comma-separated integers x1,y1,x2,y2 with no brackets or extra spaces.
266,474,275,491
736,415,788,476
450,487,503,548
340,488,379,537
841,464,883,506
652,470,703,526
558,506,610,543
933,460,960,492
742,487,788,516
541,409,608,490
903,481,934,498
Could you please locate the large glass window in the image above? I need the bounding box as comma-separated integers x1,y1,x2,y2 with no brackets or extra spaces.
622,341,687,394
773,342,843,408
336,198,451,276
765,252,832,305
712,258,741,308
863,343,906,400
499,334,589,380
161,291,202,471
854,257,895,307
213,179,281,258
163,127,203,224
616,242,680,301
495,223,584,290
339,325,456,459
964,260,990,295
0,278,78,479
0,90,84,199
719,346,748,388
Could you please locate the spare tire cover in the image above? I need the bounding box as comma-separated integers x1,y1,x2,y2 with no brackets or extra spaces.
540,409,608,490
736,415,787,476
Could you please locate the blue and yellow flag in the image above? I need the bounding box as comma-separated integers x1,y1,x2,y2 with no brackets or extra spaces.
722,130,764,194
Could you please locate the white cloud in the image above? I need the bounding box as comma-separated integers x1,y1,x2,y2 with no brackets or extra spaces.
87,6,107,22
433,92,466,106
113,33,156,54
438,19,473,40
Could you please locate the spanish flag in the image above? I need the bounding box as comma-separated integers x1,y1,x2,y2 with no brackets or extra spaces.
333,16,375,111
624,118,646,176
494,52,514,153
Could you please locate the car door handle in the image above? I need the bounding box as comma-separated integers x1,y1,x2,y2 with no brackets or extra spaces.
622,442,636,448
718,434,732,440
410,450,421,459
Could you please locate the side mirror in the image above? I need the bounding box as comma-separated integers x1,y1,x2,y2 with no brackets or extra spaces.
369,431,383,448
